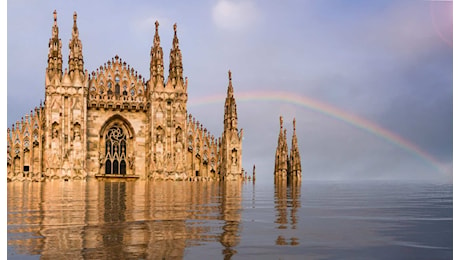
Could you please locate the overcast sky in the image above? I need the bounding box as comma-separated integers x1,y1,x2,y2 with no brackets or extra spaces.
6,0,453,183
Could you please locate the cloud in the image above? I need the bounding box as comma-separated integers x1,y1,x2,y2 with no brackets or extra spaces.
212,0,260,31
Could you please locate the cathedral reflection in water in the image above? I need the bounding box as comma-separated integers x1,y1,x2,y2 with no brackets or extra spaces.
7,180,242,259
274,178,301,246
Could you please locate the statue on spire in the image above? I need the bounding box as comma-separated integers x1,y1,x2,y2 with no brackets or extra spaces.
227,70,234,96
154,21,160,47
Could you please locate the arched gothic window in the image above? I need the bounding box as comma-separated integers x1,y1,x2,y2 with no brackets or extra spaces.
107,82,113,96
105,125,127,175
123,85,128,96
115,84,120,96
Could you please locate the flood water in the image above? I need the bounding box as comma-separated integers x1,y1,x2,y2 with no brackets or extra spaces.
7,179,452,259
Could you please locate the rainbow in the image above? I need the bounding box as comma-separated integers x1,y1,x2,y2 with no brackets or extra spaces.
189,90,448,176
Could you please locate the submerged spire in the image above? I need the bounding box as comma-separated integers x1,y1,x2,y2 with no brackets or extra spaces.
224,70,238,131
68,11,84,80
220,71,243,180
150,20,164,88
274,116,289,177
46,10,62,79
289,118,302,178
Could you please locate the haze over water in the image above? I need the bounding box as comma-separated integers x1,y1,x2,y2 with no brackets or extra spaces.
7,179,452,259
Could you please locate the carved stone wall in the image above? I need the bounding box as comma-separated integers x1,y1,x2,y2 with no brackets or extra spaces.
86,110,148,178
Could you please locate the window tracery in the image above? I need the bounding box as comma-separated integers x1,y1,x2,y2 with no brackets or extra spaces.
104,125,127,175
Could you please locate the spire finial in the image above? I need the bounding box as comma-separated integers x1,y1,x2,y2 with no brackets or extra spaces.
293,118,296,131
173,23,177,34
72,11,79,37
226,70,234,96
53,10,57,24
153,20,161,47
280,116,283,129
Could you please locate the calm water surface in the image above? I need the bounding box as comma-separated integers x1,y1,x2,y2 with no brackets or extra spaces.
7,179,452,259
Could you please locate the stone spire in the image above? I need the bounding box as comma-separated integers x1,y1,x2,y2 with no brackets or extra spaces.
46,10,62,79
274,116,289,178
224,70,238,131
220,70,243,180
289,118,302,178
150,20,164,88
68,11,84,81
167,23,184,88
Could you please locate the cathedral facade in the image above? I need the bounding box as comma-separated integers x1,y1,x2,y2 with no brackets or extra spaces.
7,11,243,182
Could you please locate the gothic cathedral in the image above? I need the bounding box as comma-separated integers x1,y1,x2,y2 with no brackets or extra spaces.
7,11,243,181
